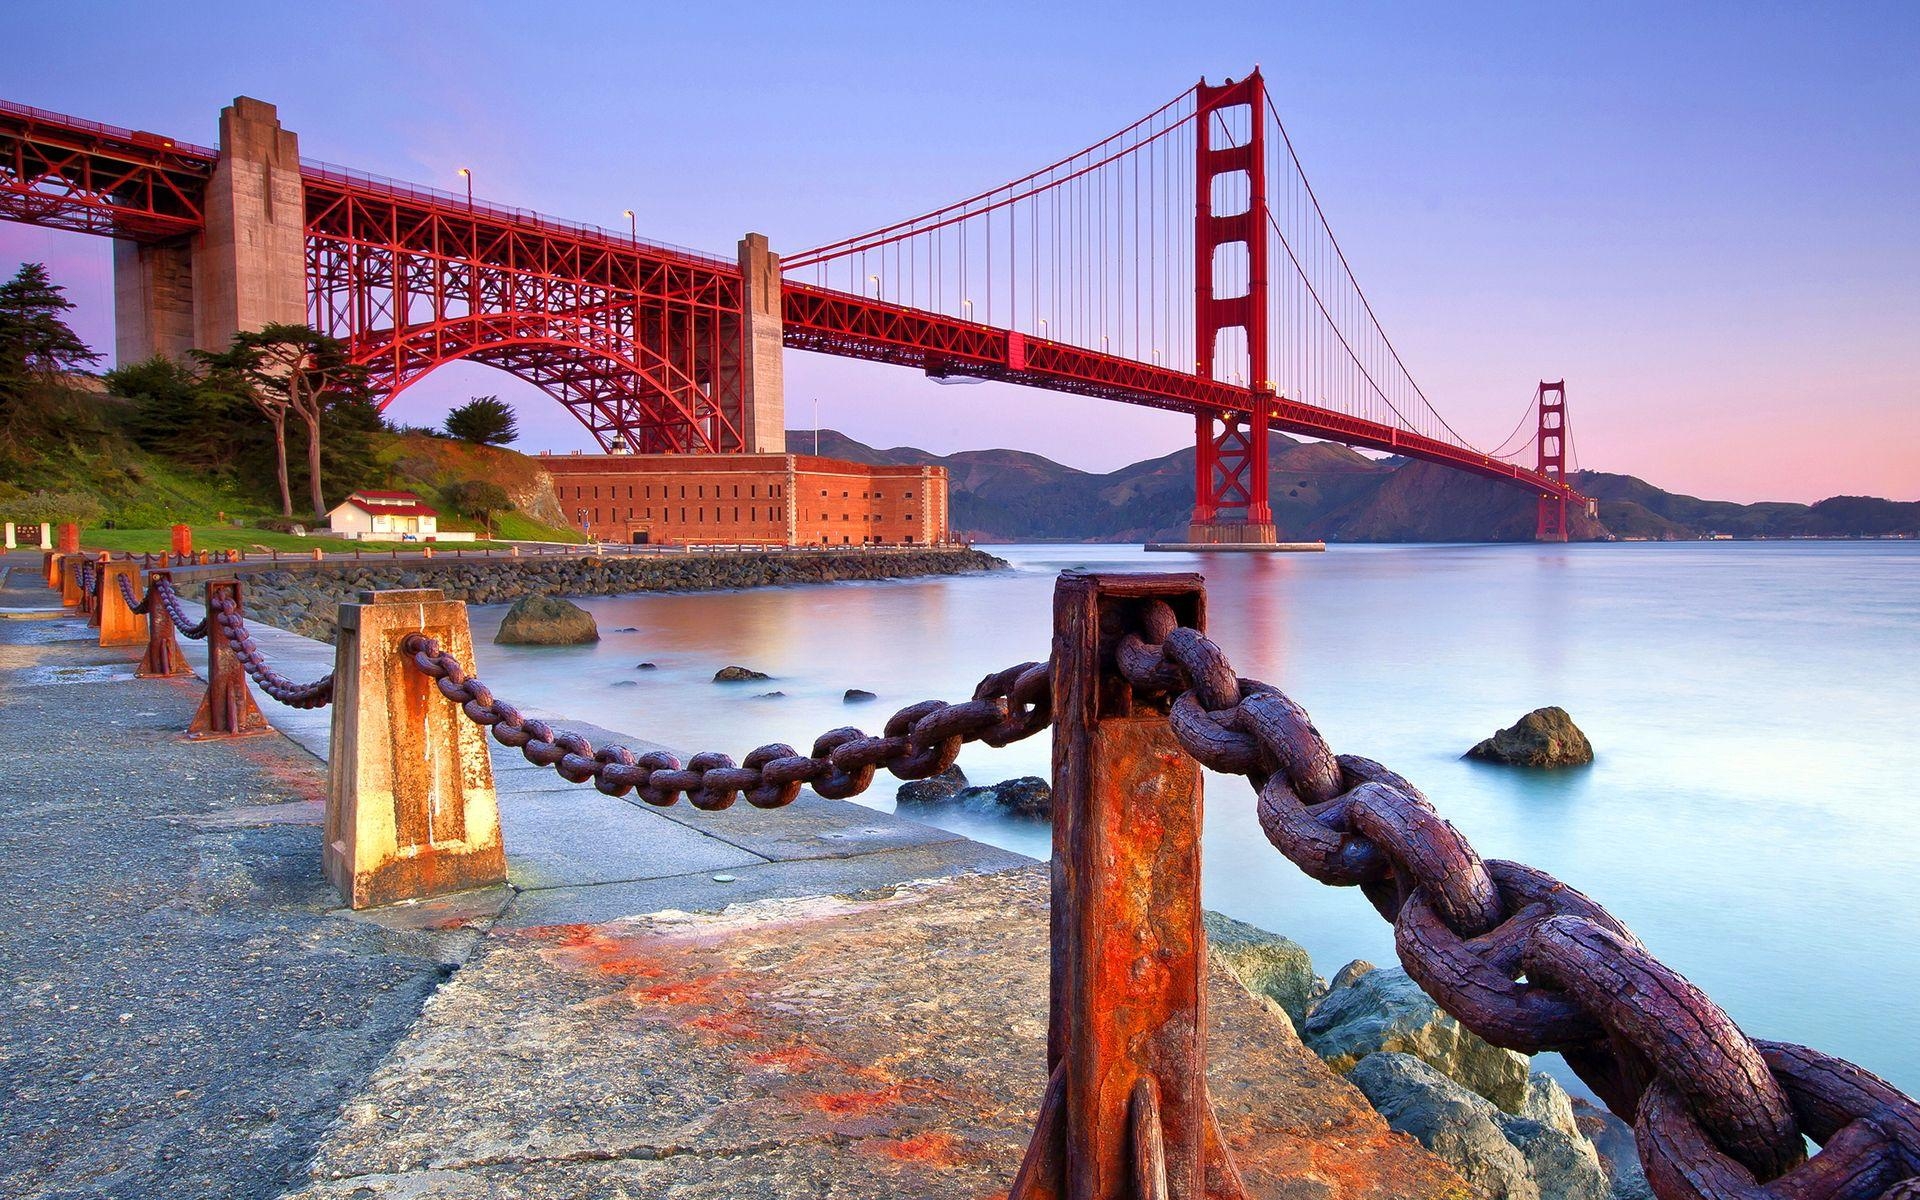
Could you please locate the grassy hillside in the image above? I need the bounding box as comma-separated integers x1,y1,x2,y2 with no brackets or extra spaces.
1,380,584,544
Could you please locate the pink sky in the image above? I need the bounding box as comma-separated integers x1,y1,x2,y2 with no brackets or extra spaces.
4,4,1915,504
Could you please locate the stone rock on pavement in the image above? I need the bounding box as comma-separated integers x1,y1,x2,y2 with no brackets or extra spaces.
1465,706,1594,768
494,594,600,645
713,664,771,682
894,764,967,806
1302,965,1532,1113
1203,911,1324,1024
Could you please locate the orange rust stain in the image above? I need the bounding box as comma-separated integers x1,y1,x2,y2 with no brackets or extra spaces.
743,1044,832,1074
865,1131,967,1168
811,1083,908,1117
687,1011,763,1039
630,974,726,1005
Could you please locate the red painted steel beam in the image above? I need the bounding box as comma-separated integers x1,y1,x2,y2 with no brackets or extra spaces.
0,100,213,240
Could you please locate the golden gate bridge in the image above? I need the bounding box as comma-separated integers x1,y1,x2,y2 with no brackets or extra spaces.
0,70,1587,541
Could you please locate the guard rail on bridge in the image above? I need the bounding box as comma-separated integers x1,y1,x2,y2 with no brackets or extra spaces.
59,559,1920,1200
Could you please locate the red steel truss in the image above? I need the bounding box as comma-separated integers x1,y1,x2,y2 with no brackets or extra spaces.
303,166,747,453
0,100,213,240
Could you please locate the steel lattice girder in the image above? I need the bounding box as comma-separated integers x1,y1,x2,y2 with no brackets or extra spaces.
0,103,212,240
303,179,747,453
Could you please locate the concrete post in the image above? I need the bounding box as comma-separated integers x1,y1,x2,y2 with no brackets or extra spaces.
43,551,59,589
325,589,506,909
39,524,52,551
3,522,14,550
97,561,149,648
192,97,307,351
185,579,272,740
737,232,786,454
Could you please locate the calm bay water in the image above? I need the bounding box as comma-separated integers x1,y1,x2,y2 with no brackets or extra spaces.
471,541,1920,1096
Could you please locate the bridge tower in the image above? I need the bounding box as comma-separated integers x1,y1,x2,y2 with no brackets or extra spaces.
1188,71,1276,546
1535,380,1569,541
113,97,306,363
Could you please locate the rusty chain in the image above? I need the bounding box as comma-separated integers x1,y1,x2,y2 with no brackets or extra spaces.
206,594,335,708
116,572,152,615
1108,597,1920,1200
151,576,209,639
398,631,1051,811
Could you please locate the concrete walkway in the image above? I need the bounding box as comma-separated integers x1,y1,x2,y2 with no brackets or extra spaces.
0,554,1460,1200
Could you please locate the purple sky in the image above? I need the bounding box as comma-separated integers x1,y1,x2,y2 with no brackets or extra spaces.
4,2,1915,502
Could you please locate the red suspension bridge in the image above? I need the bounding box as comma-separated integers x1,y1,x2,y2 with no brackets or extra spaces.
0,71,1587,540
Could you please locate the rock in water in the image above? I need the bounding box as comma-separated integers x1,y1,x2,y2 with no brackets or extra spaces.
965,776,1051,819
494,595,600,645
895,765,968,806
1203,911,1324,1024
713,665,770,682
1466,706,1594,768
844,688,878,703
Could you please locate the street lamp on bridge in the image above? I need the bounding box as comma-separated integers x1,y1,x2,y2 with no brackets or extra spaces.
868,273,880,300
624,209,635,240
961,298,973,321
457,167,471,211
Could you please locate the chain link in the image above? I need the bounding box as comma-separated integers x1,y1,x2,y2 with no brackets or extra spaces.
205,594,335,708
398,631,1051,812
151,576,209,639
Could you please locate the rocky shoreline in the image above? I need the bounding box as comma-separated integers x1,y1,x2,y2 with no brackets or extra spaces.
217,549,1007,642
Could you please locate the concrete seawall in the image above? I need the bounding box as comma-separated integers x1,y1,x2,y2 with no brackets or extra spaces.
158,547,1006,642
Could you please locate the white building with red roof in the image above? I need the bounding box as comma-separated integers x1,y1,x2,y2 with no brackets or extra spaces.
326,490,450,541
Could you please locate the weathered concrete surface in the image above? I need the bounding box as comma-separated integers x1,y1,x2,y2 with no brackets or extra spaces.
286,868,1467,1200
0,566,482,1200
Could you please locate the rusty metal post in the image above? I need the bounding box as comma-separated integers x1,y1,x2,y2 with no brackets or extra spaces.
137,570,191,678
1010,571,1246,1200
43,550,61,589
58,554,87,607
98,560,147,647
185,579,272,740
86,554,109,627
325,589,506,909
170,524,192,558
56,523,79,554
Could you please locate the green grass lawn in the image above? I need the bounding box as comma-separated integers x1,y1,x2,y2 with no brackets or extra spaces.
78,526,580,555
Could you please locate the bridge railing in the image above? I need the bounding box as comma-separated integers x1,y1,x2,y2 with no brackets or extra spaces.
297,157,732,267
72,564,1920,1199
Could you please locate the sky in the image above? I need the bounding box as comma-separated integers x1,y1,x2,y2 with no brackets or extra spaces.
3,1,1915,503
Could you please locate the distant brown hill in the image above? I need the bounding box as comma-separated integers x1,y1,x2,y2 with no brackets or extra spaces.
791,428,1916,543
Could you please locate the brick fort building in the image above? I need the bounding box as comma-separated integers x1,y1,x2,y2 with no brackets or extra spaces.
541,452,950,547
